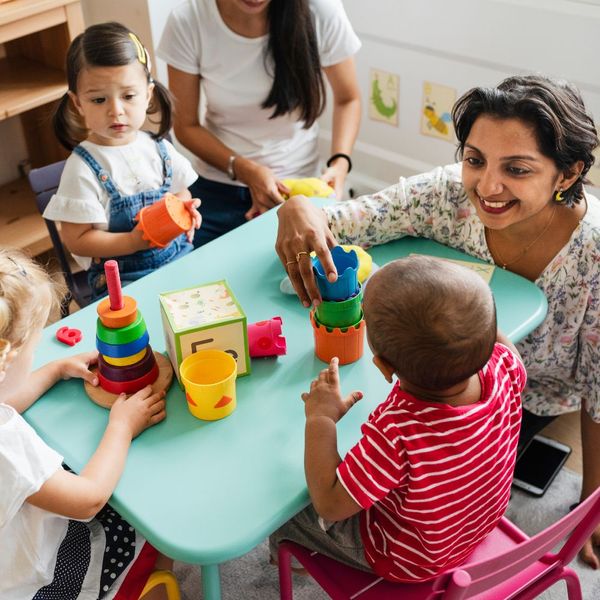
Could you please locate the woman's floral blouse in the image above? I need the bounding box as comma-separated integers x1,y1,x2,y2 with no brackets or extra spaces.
325,163,600,421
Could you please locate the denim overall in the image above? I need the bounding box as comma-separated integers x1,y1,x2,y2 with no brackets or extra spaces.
74,140,193,299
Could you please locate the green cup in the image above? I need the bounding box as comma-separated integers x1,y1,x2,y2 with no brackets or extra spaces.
315,287,362,328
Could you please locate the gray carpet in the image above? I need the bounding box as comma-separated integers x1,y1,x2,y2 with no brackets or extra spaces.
174,468,599,599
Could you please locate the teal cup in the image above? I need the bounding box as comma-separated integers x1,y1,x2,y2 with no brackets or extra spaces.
315,287,363,328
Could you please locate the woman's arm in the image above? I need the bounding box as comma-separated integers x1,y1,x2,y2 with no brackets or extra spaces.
321,57,361,199
167,66,286,217
27,386,165,520
60,222,149,258
579,408,600,568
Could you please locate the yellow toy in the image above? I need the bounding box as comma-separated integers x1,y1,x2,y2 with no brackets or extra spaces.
281,177,335,199
310,245,373,283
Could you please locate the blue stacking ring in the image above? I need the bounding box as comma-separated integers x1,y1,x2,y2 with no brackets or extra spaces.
96,330,150,358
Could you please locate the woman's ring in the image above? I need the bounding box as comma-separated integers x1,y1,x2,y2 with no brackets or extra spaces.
296,251,309,262
286,259,296,266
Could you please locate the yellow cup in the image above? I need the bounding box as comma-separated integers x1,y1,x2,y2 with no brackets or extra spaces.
179,350,237,421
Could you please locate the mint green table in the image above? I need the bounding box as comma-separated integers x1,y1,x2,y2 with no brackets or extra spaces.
25,204,547,599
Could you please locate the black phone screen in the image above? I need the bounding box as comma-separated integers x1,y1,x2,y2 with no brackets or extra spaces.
514,438,570,490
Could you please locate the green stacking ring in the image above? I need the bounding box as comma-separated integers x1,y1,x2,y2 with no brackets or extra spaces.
96,311,147,345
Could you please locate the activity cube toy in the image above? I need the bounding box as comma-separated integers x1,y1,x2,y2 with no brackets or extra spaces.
159,280,250,383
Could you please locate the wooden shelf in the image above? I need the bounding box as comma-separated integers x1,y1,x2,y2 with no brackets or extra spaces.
0,176,53,256
0,56,67,119
0,0,82,254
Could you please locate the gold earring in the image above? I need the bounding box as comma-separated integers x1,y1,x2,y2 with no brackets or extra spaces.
555,189,565,203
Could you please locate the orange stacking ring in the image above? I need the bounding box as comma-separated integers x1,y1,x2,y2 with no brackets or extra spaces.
310,310,365,365
98,360,159,395
97,295,138,328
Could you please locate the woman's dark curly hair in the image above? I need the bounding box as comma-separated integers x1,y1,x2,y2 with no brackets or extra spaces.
452,75,599,206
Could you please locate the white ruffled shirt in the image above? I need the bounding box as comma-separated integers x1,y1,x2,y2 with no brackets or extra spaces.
42,132,198,270
0,403,67,599
157,0,361,185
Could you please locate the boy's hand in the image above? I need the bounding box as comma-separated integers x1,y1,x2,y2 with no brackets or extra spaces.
301,357,362,423
183,198,202,243
109,385,166,439
57,351,99,387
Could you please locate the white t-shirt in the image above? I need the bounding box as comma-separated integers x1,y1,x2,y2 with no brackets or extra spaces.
157,0,361,185
42,132,198,270
0,403,67,599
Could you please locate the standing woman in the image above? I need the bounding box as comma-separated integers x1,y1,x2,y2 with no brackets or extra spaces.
158,0,361,247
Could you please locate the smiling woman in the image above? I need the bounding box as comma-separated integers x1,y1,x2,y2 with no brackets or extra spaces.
274,74,600,568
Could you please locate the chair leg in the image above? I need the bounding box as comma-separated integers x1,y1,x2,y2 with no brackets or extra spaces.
563,567,583,600
278,544,294,600
139,570,181,600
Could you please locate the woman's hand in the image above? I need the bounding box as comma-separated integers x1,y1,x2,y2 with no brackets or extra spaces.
275,196,339,306
302,357,362,423
109,385,166,440
183,198,202,243
57,351,99,387
321,160,349,199
235,158,287,219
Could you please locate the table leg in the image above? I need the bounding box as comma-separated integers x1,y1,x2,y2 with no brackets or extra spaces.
201,563,222,599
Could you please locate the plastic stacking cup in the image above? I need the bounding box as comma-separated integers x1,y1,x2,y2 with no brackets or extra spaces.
312,246,359,301
179,350,237,421
310,310,365,365
247,316,287,358
135,193,192,248
315,286,362,328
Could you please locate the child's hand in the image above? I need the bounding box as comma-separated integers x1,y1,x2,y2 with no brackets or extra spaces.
109,385,166,439
57,351,99,387
184,198,202,243
301,357,362,423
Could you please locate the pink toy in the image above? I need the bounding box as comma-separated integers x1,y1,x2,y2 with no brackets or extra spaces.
105,260,123,310
247,316,286,358
56,326,82,346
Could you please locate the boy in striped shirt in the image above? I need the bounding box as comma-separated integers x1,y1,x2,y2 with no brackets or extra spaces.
270,255,525,582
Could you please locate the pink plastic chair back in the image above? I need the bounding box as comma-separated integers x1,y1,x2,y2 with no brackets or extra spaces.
278,485,600,599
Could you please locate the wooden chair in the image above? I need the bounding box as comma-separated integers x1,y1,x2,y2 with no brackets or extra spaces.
278,486,600,599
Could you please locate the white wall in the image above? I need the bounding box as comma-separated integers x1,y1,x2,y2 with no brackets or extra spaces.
3,0,600,196
318,0,600,196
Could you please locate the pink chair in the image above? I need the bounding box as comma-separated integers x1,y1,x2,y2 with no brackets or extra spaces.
278,486,600,599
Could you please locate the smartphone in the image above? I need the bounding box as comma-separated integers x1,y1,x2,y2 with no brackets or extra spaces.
512,434,571,496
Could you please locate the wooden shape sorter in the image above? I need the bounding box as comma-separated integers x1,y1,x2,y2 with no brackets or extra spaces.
159,280,250,383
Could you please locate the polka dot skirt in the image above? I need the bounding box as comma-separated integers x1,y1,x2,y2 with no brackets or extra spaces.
32,504,138,599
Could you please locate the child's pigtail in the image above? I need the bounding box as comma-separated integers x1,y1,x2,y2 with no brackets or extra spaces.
0,337,12,383
148,79,174,140
52,93,86,151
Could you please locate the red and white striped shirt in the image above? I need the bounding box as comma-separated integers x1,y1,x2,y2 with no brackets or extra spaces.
337,343,525,582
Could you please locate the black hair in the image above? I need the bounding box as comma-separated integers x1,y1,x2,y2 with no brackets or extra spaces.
262,0,326,128
53,22,173,150
363,256,497,391
452,75,599,207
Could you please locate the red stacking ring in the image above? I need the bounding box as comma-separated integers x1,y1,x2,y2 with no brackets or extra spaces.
98,346,154,382
98,361,159,395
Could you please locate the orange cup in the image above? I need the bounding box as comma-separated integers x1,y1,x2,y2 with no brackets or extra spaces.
135,193,193,248
310,310,365,365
